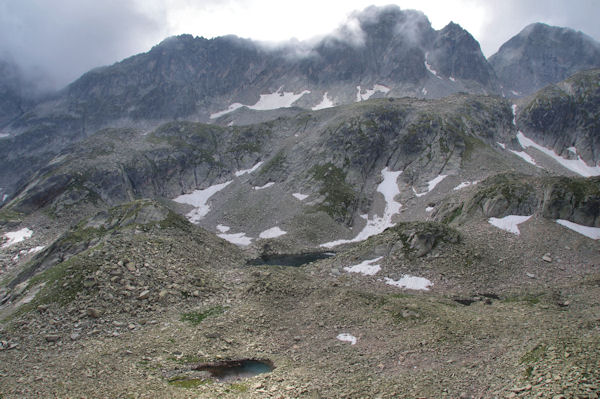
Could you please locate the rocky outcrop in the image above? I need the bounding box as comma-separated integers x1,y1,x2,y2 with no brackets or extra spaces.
516,69,600,166
4,95,516,237
434,173,600,227
489,23,600,96
542,176,600,227
429,22,498,88
3,199,243,316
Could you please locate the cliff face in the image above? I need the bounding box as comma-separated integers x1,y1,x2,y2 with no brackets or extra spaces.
490,23,600,96
516,69,600,165
0,6,502,199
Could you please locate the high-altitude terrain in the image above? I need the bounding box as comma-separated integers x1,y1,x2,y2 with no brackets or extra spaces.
1,5,599,398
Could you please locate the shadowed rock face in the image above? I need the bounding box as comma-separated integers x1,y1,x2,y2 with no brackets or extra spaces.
542,176,600,227
516,69,600,166
429,22,497,87
3,95,515,233
0,5,499,198
490,23,600,96
434,173,600,228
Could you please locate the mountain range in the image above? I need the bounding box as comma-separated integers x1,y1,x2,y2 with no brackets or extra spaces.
0,5,599,398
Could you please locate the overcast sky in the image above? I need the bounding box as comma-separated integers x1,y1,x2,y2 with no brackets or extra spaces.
1,0,599,91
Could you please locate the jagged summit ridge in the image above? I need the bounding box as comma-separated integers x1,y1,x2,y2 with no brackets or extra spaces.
489,22,600,96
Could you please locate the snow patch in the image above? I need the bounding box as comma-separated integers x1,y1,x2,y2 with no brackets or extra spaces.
424,52,442,79
517,132,600,177
343,256,382,276
421,87,428,96
449,76,456,82
210,87,310,118
235,161,263,177
425,206,434,212
355,84,390,102
11,245,45,261
510,149,537,166
173,181,232,224
336,333,357,345
453,181,478,191
497,142,506,149
28,246,45,254
567,147,577,154
556,219,600,240
259,227,287,239
2,228,33,248
0,133,9,139
321,167,402,248
218,232,253,246
312,92,334,110
511,104,518,126
253,182,274,190
210,103,244,119
413,174,447,197
216,224,230,233
251,87,310,111
488,215,532,235
384,275,432,290
292,193,309,201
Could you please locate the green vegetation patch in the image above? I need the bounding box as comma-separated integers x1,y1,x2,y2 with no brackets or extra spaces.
0,208,24,225
180,306,226,325
258,151,287,177
520,343,547,364
168,377,212,388
228,383,249,393
310,162,358,224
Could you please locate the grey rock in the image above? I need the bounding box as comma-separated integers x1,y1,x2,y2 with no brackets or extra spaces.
86,308,101,318
44,334,60,342
490,23,600,96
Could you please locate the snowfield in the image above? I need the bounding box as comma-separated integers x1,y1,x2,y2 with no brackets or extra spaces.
321,167,402,248
384,275,432,290
292,193,309,201
210,87,310,118
355,84,390,102
259,227,287,239
2,228,33,248
488,215,532,235
235,161,263,177
173,181,232,223
216,224,230,233
217,232,253,246
516,132,600,177
312,92,334,110
343,257,383,276
414,174,447,197
556,219,600,240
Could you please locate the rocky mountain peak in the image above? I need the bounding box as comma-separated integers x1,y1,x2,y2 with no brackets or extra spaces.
353,5,434,46
428,21,497,86
489,22,600,96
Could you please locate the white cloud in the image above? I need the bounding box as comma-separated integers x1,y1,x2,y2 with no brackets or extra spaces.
1,0,598,88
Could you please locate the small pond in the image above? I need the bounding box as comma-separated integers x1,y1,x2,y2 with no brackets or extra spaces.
246,251,335,267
